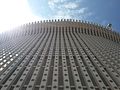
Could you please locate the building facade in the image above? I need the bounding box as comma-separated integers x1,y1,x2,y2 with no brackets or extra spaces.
0,19,120,90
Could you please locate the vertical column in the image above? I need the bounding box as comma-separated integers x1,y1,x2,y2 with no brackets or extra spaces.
51,27,59,90
61,27,71,90
39,26,56,90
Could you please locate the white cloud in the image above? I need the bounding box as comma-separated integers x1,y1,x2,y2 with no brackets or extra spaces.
0,0,44,33
48,0,70,10
48,0,61,4
48,0,91,20
64,2,79,9
48,0,66,5
78,8,87,14
48,0,55,10
48,0,62,10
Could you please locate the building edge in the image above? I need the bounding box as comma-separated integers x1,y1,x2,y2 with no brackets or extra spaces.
0,19,120,43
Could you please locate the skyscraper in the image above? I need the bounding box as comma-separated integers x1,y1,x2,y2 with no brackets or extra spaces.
0,19,120,90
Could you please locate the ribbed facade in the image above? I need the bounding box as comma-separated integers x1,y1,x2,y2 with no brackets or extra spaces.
0,19,120,90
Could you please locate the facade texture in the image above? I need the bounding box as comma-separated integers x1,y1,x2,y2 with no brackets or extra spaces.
0,19,120,90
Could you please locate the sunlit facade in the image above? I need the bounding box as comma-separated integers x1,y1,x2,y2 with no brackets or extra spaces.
0,19,120,90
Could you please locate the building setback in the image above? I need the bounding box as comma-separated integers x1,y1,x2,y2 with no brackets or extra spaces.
0,19,120,90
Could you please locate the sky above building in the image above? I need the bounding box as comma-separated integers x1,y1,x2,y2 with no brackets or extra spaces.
0,0,120,33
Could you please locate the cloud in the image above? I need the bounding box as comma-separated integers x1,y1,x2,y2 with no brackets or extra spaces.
48,0,62,3
78,8,87,14
48,0,56,10
48,0,68,5
48,0,76,10
48,0,64,10
64,2,79,9
48,0,93,20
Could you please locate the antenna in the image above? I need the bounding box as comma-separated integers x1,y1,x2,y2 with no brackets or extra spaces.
107,23,112,31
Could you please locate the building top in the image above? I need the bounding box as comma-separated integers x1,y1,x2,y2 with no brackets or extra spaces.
0,19,120,43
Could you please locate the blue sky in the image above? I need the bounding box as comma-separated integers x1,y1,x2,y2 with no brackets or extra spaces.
28,0,120,32
0,0,119,32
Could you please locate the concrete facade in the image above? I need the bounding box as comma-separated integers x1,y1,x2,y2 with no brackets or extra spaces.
0,19,120,90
